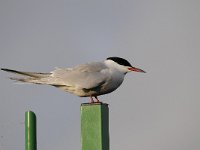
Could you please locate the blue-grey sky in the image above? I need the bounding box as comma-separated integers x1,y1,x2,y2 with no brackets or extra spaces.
1,0,200,150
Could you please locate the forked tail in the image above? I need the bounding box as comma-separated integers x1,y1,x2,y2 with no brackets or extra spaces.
1,68,51,84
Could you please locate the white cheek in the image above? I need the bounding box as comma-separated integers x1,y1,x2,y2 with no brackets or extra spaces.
105,60,129,73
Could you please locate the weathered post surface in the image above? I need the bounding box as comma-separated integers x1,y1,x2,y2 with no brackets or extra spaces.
81,103,109,150
25,111,37,150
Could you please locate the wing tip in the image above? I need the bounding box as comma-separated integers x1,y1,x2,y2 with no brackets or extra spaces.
1,68,8,71
1,68,18,73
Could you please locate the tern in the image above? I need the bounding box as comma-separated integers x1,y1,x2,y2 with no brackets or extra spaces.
1,57,145,103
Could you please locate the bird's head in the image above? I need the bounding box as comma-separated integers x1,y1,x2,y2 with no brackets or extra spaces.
105,57,146,74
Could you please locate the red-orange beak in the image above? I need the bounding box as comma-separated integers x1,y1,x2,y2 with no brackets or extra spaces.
128,67,146,73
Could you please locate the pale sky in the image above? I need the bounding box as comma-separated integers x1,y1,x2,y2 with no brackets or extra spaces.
1,0,200,150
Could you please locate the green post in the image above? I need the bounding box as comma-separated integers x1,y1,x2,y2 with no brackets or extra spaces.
81,103,109,150
25,111,37,150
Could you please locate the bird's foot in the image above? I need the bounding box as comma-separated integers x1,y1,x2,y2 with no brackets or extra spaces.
94,96,102,103
90,96,95,103
89,96,102,104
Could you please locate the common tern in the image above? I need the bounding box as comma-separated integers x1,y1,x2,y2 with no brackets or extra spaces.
1,57,145,103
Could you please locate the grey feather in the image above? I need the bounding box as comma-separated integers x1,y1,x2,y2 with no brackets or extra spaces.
1,68,51,78
1,68,51,84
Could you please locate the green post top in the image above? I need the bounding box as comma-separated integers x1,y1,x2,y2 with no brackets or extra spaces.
25,111,37,150
81,103,109,150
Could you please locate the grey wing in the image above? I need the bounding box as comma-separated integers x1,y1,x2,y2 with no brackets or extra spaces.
73,62,107,72
50,62,108,89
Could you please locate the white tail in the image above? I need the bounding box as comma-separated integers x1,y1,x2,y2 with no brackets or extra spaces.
1,68,51,84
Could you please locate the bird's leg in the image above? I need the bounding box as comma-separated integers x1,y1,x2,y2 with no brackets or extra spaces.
94,96,101,103
90,96,94,103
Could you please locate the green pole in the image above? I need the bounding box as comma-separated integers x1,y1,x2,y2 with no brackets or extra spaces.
25,111,37,150
81,103,109,150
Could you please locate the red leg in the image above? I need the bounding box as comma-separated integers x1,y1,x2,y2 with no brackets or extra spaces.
94,96,101,103
90,96,94,103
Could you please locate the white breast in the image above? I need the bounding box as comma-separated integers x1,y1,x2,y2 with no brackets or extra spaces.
98,68,125,95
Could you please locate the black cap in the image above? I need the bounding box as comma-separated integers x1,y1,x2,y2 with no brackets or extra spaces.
106,57,132,67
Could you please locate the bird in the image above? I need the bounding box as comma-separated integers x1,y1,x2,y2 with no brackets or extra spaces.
1,57,145,103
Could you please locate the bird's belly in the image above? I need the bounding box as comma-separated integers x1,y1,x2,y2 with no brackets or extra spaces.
70,78,123,97
100,78,123,95
56,73,125,97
